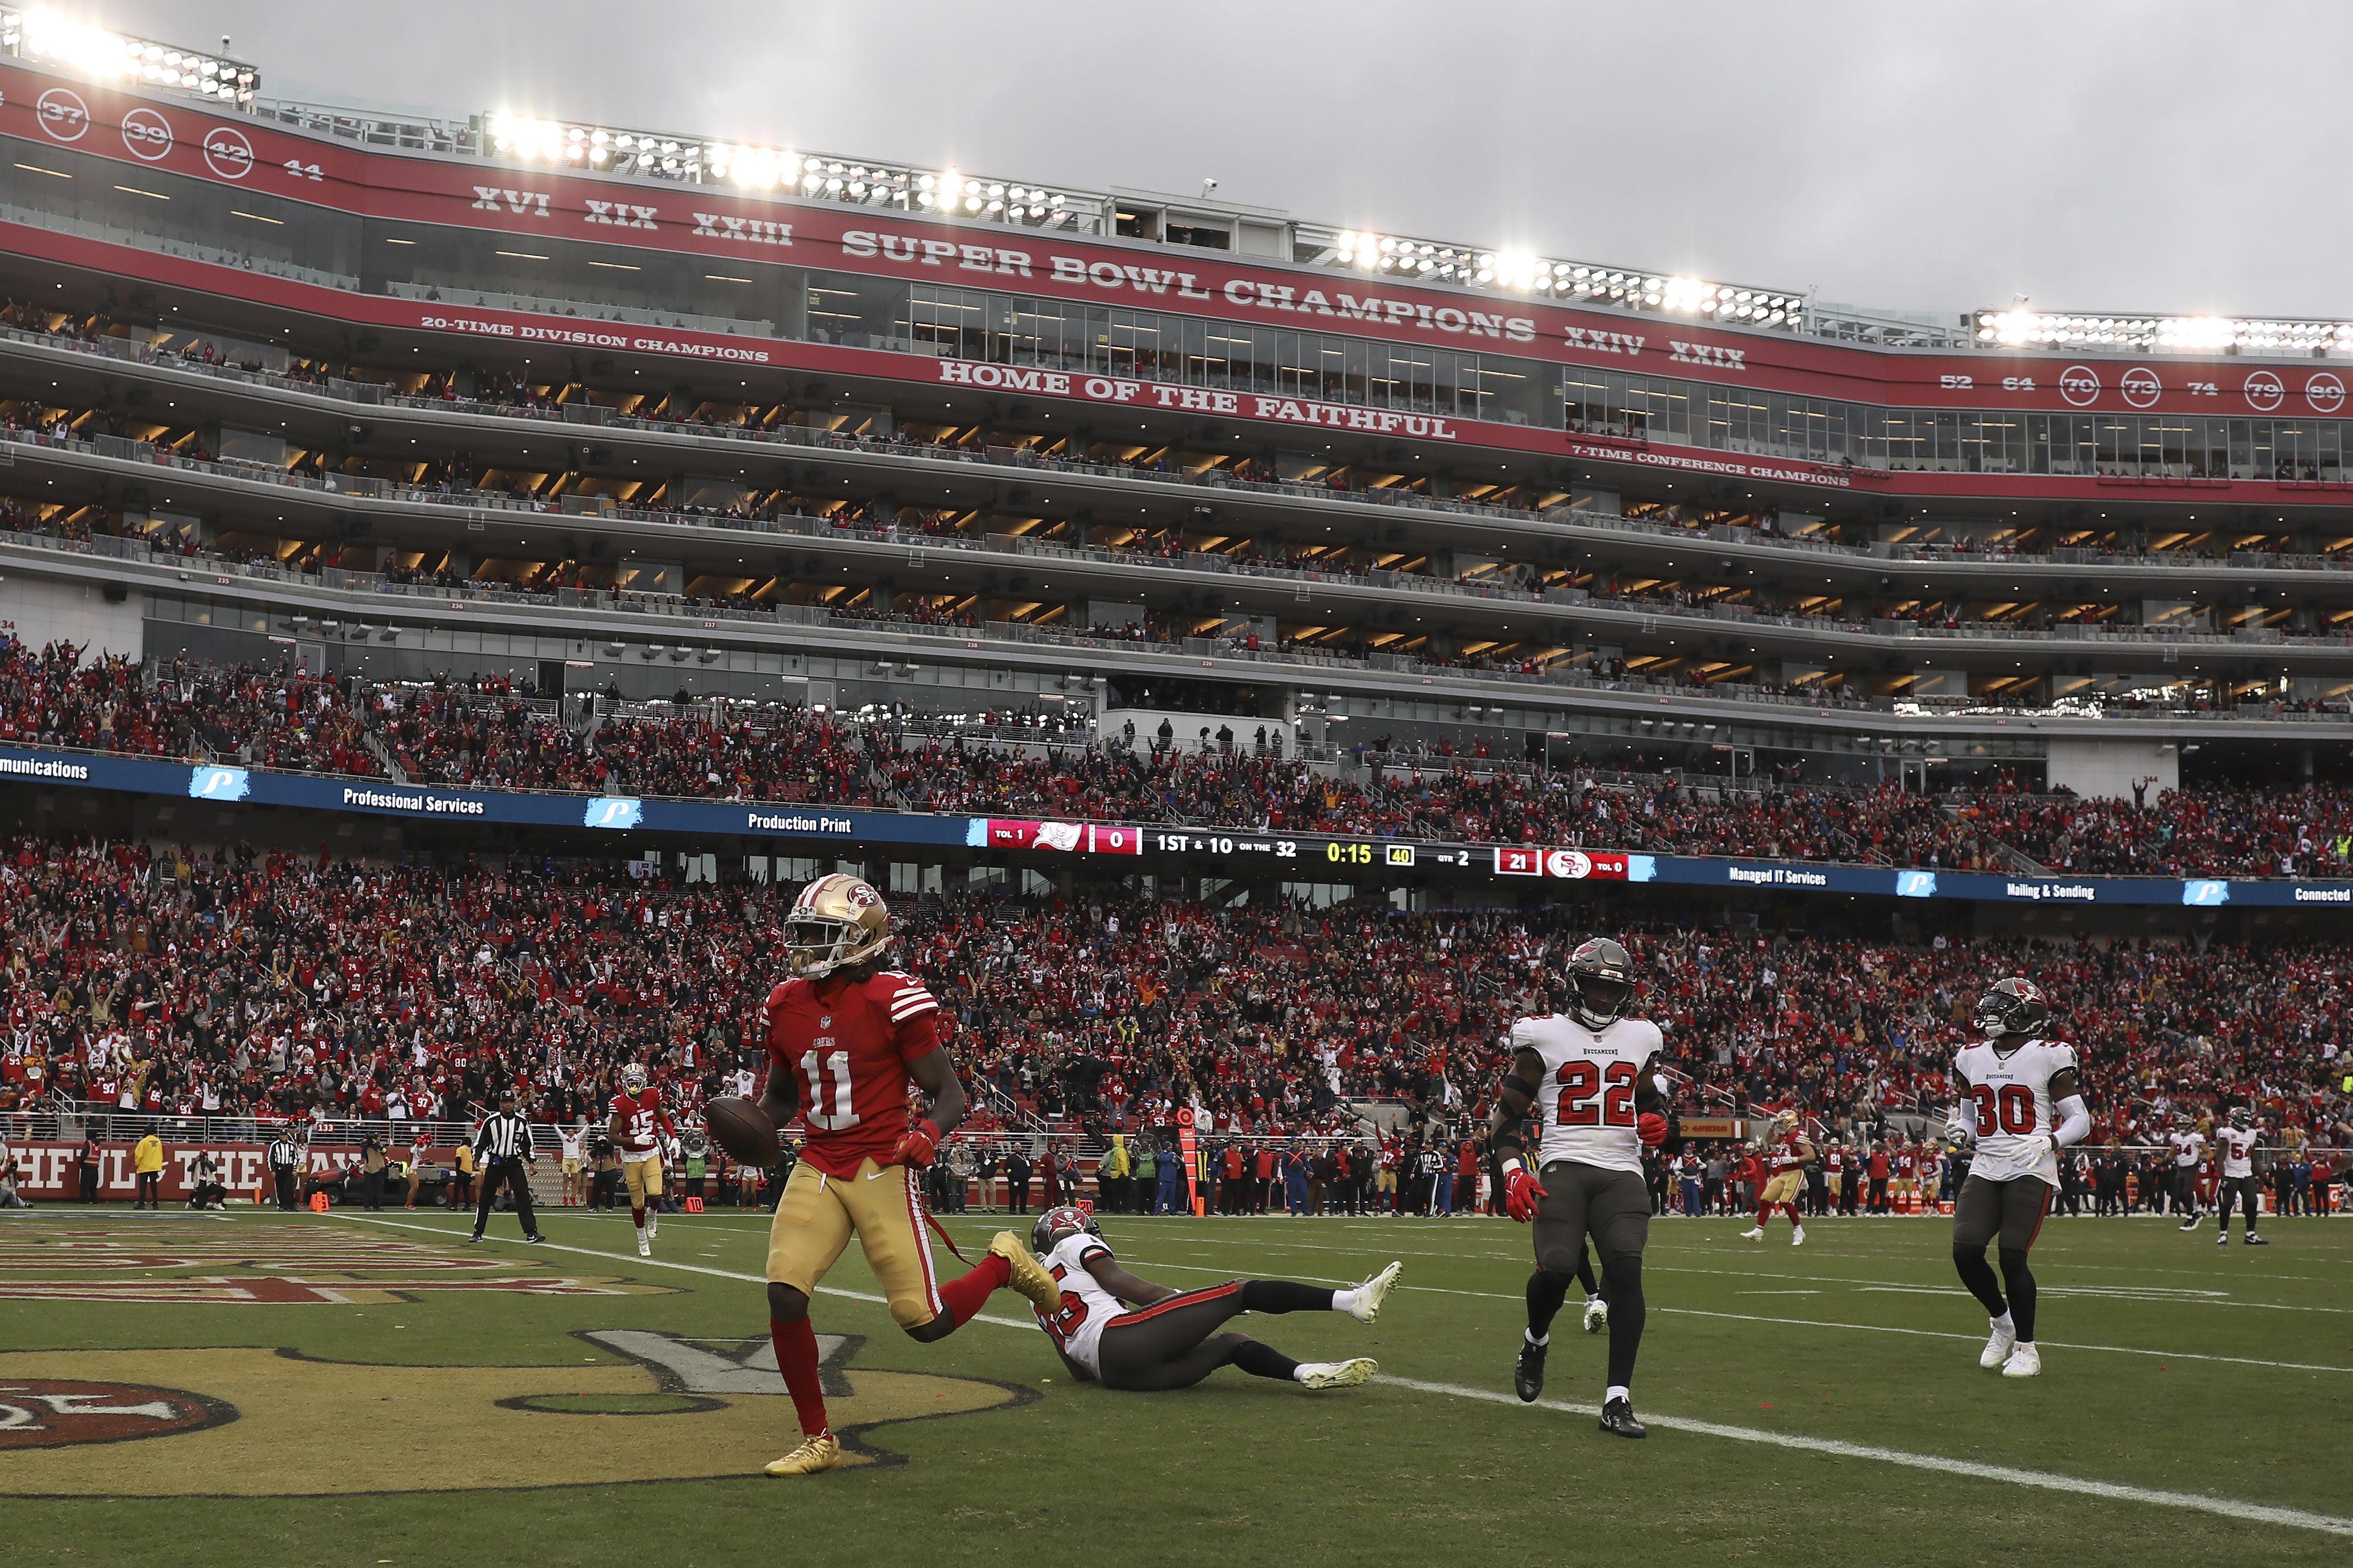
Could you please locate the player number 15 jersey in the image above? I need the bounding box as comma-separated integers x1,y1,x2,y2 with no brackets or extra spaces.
1512,1012,1665,1176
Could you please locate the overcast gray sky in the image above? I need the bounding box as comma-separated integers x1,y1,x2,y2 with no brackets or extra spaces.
91,0,2353,320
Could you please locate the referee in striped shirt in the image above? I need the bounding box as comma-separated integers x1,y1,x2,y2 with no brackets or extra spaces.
469,1091,546,1244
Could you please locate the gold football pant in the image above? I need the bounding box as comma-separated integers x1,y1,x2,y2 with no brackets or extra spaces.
766,1158,942,1328
622,1155,663,1208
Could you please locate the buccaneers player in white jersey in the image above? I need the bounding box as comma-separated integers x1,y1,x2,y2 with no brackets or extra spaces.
755,874,1061,1477
608,1062,674,1257
2212,1106,2268,1246
1026,1205,1399,1391
1946,977,2091,1379
1487,936,1674,1439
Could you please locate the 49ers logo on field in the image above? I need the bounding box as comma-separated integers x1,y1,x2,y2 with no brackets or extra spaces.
0,1379,230,1449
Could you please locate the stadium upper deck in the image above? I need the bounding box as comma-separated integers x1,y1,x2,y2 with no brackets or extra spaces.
5,17,2353,795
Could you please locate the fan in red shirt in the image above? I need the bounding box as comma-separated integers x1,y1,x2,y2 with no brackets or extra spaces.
752,874,1062,1479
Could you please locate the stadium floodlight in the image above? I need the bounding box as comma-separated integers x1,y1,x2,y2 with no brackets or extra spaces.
477,114,1096,233
1974,307,2353,354
1296,220,1803,329
2,5,258,106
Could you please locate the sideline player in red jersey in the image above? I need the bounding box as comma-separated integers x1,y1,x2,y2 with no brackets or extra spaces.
754,873,1062,1477
608,1062,674,1258
1741,1108,1813,1245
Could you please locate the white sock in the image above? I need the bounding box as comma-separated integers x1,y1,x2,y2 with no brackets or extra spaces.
1331,1288,1357,1315
1605,1384,1630,1404
1992,1311,2013,1330
1525,1330,1548,1347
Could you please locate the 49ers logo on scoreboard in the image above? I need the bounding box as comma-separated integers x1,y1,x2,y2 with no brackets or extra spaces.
1494,847,1630,880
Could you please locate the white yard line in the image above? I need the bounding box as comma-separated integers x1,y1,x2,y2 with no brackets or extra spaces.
332,1211,1034,1329
1655,1306,2353,1376
1109,1255,2353,1375
1376,1375,2353,1540
331,1213,2347,1531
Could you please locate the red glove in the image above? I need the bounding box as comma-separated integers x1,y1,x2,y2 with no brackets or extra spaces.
1502,1162,1547,1223
1638,1112,1669,1148
891,1118,941,1170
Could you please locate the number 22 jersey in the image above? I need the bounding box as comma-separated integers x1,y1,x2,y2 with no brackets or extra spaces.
1514,1012,1665,1175
1952,1038,2077,1186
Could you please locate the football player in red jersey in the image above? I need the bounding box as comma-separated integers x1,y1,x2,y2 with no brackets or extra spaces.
755,874,1062,1477
1740,1109,1813,1246
608,1062,675,1258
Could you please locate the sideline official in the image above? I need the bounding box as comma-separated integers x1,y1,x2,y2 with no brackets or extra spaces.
267,1129,301,1211
469,1092,546,1244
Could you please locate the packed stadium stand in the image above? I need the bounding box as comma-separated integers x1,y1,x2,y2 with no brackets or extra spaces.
1,18,2351,1209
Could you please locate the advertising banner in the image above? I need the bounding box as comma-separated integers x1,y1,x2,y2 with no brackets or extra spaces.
10,745,2353,909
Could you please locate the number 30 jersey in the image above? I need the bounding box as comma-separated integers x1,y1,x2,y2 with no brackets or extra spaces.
1513,1012,1665,1175
1952,1038,2077,1187
758,968,941,1179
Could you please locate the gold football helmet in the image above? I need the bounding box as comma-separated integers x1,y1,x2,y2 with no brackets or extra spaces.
785,873,893,979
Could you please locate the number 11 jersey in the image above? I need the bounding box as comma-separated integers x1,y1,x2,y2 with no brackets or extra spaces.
1516,1012,1665,1175
758,968,941,1178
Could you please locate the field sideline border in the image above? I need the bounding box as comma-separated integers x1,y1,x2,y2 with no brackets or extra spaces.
325,1213,2353,1539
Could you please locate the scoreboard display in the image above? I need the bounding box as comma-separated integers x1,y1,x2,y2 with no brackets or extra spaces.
1148,830,1475,870
973,819,1627,880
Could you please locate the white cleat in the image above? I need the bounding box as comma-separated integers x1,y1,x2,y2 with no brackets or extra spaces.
648,1215,659,1240
2001,1342,2041,1378
1582,1295,1610,1334
1296,1357,1376,1390
1740,1227,1766,1242
1980,1318,2017,1368
1790,1226,1806,1247
1348,1261,1403,1324
636,1231,652,1258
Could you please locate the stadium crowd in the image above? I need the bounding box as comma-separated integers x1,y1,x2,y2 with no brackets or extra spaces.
1,828,2348,1194
7,641,2353,880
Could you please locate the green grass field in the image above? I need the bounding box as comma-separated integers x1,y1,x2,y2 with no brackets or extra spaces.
3,1201,2348,1567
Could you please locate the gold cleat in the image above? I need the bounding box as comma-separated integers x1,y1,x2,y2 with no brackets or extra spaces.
990,1231,1064,1313
763,1430,842,1477
1297,1357,1377,1390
